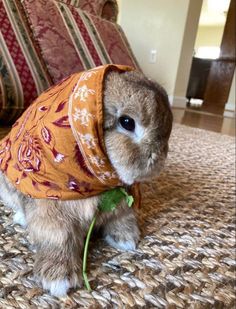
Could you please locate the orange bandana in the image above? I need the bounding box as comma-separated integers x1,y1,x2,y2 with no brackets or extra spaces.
0,65,134,200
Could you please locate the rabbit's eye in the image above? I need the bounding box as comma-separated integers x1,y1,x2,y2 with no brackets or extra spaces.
119,115,135,132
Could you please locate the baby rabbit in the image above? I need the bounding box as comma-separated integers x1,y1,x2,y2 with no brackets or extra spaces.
0,65,172,297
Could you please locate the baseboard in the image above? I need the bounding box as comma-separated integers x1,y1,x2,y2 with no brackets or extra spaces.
224,110,235,118
224,101,235,118
169,96,235,118
169,96,187,108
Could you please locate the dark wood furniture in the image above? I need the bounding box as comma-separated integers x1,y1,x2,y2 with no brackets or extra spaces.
186,57,212,102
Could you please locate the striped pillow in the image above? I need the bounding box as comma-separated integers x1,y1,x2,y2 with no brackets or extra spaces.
55,0,81,6
0,0,51,125
55,0,119,22
22,0,140,84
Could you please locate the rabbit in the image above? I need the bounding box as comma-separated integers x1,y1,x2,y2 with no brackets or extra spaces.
0,66,173,297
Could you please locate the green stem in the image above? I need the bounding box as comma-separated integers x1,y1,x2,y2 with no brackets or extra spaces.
82,215,97,291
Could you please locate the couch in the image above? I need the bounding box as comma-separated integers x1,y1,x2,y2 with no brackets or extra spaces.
0,0,139,125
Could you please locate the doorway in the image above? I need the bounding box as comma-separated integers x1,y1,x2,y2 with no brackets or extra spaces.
186,0,235,115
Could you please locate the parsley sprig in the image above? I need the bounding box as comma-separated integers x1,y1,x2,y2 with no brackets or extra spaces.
82,188,134,291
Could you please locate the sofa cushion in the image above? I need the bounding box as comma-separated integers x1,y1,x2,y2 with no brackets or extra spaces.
0,0,51,125
56,0,119,22
22,0,140,84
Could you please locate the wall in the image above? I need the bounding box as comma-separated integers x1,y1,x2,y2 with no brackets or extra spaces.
195,25,224,50
173,0,203,104
224,70,235,115
118,0,202,106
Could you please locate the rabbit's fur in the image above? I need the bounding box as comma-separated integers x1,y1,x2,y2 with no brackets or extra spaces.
0,70,172,296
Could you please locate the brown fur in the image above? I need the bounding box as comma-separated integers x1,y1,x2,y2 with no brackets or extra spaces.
0,70,172,296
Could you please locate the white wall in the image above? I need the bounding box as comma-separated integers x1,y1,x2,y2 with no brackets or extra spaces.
118,0,202,107
118,0,189,94
173,0,203,102
224,70,235,116
195,25,224,50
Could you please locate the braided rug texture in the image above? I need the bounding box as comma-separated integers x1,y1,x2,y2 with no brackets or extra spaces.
0,124,235,309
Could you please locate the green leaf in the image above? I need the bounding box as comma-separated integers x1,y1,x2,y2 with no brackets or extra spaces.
99,188,124,212
99,188,134,212
126,195,134,207
120,188,134,207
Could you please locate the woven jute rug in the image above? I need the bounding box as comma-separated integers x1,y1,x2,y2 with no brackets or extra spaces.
0,124,235,309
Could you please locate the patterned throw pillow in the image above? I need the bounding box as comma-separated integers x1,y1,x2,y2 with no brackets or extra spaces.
0,0,51,125
55,0,119,22
22,0,140,84
55,0,80,6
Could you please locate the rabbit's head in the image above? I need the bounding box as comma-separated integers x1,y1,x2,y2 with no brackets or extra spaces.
103,70,173,185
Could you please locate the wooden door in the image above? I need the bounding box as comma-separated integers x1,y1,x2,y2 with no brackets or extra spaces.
202,0,235,114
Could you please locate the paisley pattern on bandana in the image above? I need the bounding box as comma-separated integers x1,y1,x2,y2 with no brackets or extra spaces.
0,65,133,200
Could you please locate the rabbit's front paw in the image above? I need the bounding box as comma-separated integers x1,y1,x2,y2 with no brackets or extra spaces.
105,234,137,251
41,275,81,297
104,211,140,251
35,251,82,297
13,210,27,228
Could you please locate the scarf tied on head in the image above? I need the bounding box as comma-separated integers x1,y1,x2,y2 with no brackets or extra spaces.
0,65,141,204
